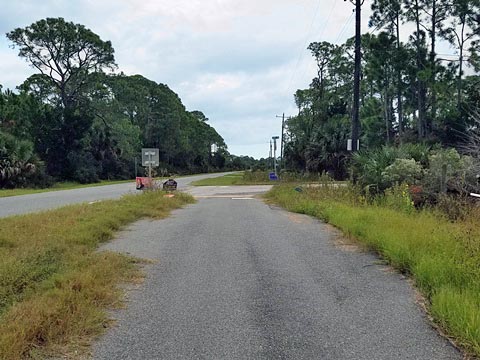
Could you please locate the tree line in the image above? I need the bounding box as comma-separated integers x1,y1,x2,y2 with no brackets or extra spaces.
0,18,237,188
283,0,480,179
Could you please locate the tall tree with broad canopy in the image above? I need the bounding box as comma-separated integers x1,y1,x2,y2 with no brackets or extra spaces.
7,18,116,109
7,18,116,179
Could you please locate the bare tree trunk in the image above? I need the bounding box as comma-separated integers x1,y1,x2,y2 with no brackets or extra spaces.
414,0,427,138
384,92,390,143
429,0,437,135
396,15,403,142
457,26,465,110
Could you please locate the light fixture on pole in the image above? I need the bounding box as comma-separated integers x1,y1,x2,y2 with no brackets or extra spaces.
272,136,279,175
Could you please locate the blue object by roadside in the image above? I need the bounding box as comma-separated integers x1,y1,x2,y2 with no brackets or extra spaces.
269,172,278,181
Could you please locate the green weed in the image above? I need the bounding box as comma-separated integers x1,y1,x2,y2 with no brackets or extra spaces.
191,171,346,186
191,173,249,186
266,185,480,357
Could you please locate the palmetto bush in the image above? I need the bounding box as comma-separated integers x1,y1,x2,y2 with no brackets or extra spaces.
351,146,403,192
351,144,430,192
0,131,39,188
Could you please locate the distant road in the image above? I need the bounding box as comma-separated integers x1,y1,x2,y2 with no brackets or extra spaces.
0,173,232,218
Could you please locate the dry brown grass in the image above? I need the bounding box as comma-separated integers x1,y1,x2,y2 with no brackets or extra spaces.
0,191,194,359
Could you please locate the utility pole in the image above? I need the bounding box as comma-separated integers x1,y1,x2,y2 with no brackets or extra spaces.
276,113,292,170
347,0,364,152
269,140,273,170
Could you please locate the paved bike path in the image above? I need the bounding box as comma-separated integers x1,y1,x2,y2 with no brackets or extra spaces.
93,195,460,360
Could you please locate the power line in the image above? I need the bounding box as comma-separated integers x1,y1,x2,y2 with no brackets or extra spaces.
295,0,338,90
286,1,355,99
334,9,355,44
366,23,381,35
286,0,323,95
315,0,338,44
286,0,354,99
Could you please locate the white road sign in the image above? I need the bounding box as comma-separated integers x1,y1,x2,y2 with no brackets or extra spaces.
142,148,160,167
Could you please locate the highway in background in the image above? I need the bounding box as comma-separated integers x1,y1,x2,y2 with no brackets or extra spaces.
0,173,232,218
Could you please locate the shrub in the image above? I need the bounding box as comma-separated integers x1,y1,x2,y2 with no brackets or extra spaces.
350,143,433,193
0,131,41,188
423,148,472,196
382,158,423,186
68,151,100,184
351,145,409,192
399,143,431,166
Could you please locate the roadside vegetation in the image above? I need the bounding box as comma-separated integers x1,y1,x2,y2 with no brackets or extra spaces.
0,191,194,359
191,173,248,186
272,2,480,351
0,18,268,191
281,1,480,180
191,171,347,186
266,142,480,356
191,172,277,186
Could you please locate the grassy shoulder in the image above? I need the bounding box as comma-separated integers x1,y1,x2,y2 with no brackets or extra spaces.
265,184,480,357
0,172,223,198
191,172,270,186
190,171,325,186
0,191,194,359
190,171,349,187
0,179,135,198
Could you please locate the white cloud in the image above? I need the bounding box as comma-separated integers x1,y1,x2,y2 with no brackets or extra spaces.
0,0,371,157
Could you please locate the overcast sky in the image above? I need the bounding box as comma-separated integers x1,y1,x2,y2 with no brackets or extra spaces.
1,0,371,158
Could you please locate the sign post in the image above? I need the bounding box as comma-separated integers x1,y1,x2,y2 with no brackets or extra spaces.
141,148,159,180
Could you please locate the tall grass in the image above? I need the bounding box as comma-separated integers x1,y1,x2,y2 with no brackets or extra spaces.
266,185,480,356
0,191,194,359
244,170,337,184
191,173,250,186
191,171,342,186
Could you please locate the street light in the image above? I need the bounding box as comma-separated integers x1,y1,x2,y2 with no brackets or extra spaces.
272,136,279,176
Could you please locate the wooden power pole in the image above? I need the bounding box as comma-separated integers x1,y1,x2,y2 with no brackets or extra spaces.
348,0,364,152
276,113,292,171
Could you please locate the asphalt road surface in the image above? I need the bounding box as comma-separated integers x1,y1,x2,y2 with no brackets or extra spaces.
93,187,460,360
0,173,232,218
